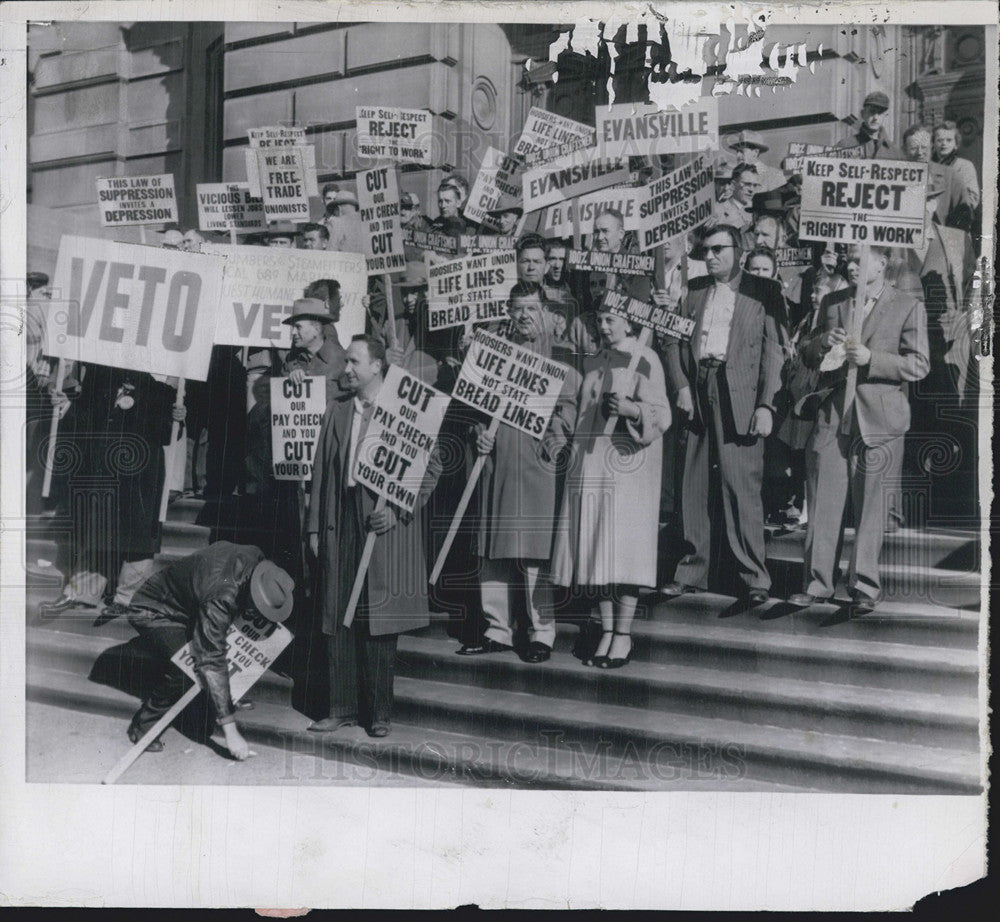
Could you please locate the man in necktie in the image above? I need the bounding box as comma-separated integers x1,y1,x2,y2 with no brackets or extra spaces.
789,246,929,613
306,335,441,737
661,225,785,604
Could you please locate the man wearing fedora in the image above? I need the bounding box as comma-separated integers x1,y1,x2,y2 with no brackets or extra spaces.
728,129,786,193
125,542,294,760
282,288,348,404
838,91,904,160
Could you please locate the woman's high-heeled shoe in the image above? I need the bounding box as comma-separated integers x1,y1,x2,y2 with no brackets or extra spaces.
584,630,614,667
599,631,633,669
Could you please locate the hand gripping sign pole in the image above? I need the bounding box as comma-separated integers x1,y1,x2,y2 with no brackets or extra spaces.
840,245,872,436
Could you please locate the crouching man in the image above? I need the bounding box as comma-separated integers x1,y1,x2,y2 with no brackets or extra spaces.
126,541,294,759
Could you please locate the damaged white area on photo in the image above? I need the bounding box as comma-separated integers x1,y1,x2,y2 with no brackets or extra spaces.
0,0,993,910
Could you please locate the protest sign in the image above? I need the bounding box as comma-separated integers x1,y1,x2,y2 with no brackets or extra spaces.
96,174,178,227
460,235,517,254
452,327,569,438
785,141,865,172
402,225,460,257
203,243,367,348
566,249,655,276
798,157,928,247
522,132,597,168
254,147,311,222
356,165,406,275
246,126,319,196
426,250,517,331
269,375,326,481
196,183,266,233
522,149,630,212
540,186,642,236
352,365,449,514
597,98,719,158
636,154,714,251
464,147,524,229
356,105,434,164
512,106,595,160
49,235,224,381
602,289,696,341
171,611,293,704
775,246,813,268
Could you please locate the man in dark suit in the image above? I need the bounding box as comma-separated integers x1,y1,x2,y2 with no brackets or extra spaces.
789,246,929,612
836,91,904,160
661,224,785,603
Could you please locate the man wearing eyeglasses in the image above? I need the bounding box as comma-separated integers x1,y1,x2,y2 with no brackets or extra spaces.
661,224,785,604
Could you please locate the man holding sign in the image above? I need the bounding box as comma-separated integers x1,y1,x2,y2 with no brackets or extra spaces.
123,542,294,760
306,336,443,738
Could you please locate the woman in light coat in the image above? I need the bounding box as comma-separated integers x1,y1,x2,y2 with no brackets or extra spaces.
550,310,671,668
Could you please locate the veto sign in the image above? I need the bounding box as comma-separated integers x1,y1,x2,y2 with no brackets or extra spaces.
255,147,311,222
597,98,719,158
566,249,655,277
798,157,928,247
352,365,448,513
522,149,630,212
637,154,714,251
452,328,570,439
171,611,292,704
512,107,595,160
356,106,433,164
270,376,326,481
49,235,224,381
464,146,523,230
96,174,178,227
602,289,696,341
540,187,642,237
357,166,406,275
196,183,266,233
426,250,517,331
204,244,367,348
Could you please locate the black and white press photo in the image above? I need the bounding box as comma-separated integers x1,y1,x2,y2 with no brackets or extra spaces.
0,0,993,910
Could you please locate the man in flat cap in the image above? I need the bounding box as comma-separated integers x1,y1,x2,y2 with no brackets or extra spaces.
124,542,294,759
838,91,904,159
728,129,786,193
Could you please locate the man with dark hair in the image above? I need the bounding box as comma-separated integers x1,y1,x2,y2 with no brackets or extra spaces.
714,164,759,231
838,91,904,159
125,541,294,758
790,245,929,612
661,224,785,603
515,233,549,285
306,334,441,737
299,222,330,251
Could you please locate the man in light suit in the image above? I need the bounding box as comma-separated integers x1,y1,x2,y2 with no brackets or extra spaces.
661,224,786,603
789,246,929,612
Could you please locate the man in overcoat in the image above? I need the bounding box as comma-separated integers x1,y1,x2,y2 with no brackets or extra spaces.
306,335,441,737
661,224,785,603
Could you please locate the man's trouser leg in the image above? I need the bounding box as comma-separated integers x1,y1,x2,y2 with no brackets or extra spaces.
672,370,714,589
524,562,556,648
327,627,359,720
130,623,191,737
713,383,770,591
480,557,516,646
357,626,398,727
803,431,851,599
848,436,901,600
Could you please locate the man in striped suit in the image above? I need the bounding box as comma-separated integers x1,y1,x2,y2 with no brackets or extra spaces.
661,224,786,603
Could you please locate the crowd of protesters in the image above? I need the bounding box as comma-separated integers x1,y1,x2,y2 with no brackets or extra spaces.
24,90,983,747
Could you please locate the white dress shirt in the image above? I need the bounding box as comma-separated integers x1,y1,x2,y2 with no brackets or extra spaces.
699,278,738,360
